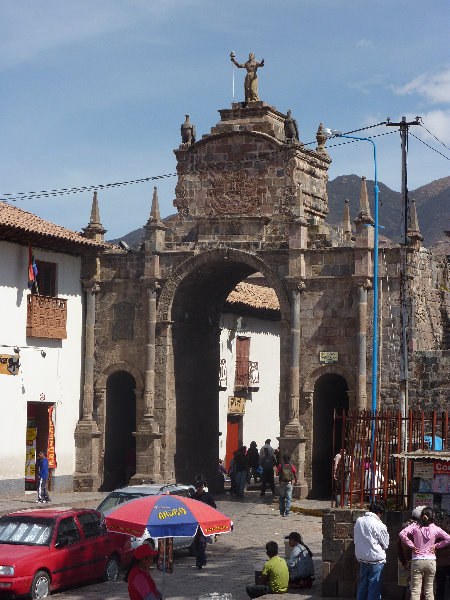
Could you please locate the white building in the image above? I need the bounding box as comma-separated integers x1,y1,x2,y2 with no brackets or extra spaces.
0,199,105,495
218,280,281,468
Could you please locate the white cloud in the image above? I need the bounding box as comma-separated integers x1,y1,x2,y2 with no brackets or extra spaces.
407,110,450,145
356,39,374,49
393,68,450,104
0,0,199,71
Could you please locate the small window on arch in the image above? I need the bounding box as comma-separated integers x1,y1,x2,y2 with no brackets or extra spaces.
35,261,57,297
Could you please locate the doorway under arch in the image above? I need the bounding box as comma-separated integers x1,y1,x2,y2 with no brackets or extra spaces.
103,371,136,491
311,373,349,499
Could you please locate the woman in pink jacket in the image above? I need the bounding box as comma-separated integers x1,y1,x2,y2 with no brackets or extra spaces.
399,507,450,600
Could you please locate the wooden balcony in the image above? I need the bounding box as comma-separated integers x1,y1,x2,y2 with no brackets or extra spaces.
234,359,259,390
26,295,67,339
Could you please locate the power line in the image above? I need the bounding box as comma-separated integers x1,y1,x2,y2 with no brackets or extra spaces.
409,131,450,160
418,119,450,151
1,173,177,203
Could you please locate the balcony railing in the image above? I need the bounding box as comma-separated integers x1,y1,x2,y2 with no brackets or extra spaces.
26,295,67,339
235,359,259,390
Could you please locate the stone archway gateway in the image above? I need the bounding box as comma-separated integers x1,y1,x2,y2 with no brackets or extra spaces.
74,92,400,498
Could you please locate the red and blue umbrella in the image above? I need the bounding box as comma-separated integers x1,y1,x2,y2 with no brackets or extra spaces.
104,494,233,539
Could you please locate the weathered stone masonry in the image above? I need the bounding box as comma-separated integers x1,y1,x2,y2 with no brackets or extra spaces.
74,101,449,495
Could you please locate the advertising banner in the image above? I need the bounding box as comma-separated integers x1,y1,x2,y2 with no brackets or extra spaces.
47,406,57,469
25,428,37,482
0,354,20,375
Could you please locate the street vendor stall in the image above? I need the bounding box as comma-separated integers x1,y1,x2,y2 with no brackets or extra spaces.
393,450,450,513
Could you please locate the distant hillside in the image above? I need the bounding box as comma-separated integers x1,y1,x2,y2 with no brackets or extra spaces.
326,175,449,247
109,176,450,249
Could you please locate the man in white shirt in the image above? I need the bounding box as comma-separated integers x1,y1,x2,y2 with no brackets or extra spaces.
353,501,389,600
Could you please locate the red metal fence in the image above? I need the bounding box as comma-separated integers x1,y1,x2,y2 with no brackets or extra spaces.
332,409,449,509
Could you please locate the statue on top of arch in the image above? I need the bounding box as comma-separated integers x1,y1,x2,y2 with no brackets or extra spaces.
230,52,264,102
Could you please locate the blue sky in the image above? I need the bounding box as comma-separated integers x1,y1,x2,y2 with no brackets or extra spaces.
1,0,449,239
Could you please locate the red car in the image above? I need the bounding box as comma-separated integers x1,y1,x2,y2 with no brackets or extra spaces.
0,507,133,598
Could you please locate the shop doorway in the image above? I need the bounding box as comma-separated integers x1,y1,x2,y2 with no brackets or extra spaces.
225,415,241,470
311,373,349,498
26,402,53,491
103,371,136,491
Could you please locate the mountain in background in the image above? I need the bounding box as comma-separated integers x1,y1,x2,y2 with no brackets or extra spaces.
327,175,450,247
108,176,450,249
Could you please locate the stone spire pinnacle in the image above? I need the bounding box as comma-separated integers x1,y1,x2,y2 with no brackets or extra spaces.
406,198,423,249
144,186,166,252
342,199,353,242
90,191,101,225
150,187,162,224
82,191,106,242
354,176,374,248
358,176,372,221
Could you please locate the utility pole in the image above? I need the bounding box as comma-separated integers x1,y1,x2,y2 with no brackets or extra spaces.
386,116,420,450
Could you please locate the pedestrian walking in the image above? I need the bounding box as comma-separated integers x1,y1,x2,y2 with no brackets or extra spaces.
283,531,314,588
36,450,51,503
399,506,450,600
234,446,248,498
228,451,237,496
124,543,162,600
259,439,274,459
190,478,216,569
245,541,289,598
259,447,276,496
276,454,297,516
333,448,350,507
434,510,450,600
354,501,389,600
247,441,260,484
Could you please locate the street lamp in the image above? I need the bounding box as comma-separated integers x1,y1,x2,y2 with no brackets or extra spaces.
323,128,379,414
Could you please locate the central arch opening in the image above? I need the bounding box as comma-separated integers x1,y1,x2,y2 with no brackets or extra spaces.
311,373,349,499
103,371,136,491
170,255,284,491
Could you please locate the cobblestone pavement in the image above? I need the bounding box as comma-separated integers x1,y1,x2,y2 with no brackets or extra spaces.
0,490,353,600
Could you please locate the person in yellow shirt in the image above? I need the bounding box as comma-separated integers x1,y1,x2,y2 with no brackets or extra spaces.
246,541,289,598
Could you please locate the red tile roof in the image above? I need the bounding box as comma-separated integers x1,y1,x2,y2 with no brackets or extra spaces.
226,281,280,311
0,201,106,250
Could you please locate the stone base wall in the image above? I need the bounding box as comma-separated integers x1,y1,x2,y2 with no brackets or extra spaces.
322,508,411,598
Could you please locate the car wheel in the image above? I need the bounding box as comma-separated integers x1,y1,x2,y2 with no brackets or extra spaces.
103,554,120,582
30,570,50,599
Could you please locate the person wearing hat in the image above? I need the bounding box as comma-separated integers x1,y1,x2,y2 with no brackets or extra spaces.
124,543,161,600
284,532,314,589
190,478,216,569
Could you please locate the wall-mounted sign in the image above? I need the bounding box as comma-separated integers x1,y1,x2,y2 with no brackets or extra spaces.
228,396,246,415
47,406,57,469
319,351,338,364
0,355,20,375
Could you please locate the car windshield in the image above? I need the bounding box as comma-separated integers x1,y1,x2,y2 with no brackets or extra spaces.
97,492,148,513
0,516,54,546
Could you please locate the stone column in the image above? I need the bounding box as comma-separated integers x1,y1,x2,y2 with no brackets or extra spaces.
279,280,307,498
74,282,101,491
132,282,162,484
355,279,371,410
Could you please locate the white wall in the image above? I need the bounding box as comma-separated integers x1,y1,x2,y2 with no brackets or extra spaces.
218,312,280,460
0,241,83,489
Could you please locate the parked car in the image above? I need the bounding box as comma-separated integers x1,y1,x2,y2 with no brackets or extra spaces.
96,482,197,551
0,507,133,598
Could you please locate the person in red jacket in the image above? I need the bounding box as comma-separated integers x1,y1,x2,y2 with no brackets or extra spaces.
125,544,161,600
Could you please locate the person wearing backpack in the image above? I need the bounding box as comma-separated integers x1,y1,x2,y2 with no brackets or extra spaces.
276,454,297,516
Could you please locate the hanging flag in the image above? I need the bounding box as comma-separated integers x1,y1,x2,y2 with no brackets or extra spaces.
28,244,38,288
47,406,57,469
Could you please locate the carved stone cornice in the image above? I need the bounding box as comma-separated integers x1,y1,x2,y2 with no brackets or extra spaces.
81,280,100,294
353,277,372,291
284,277,307,293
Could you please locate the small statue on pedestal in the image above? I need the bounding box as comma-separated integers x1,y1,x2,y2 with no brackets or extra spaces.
180,114,196,148
284,110,299,143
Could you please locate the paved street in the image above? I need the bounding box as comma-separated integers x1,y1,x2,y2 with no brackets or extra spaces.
2,490,352,600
